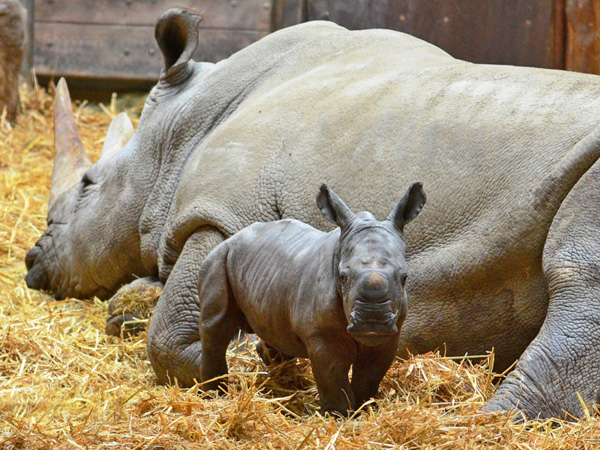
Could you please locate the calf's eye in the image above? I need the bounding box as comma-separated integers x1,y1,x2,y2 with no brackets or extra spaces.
340,272,348,284
400,273,408,286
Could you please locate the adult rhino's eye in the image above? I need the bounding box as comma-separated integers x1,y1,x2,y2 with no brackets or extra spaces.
79,173,96,200
340,271,348,284
81,173,93,188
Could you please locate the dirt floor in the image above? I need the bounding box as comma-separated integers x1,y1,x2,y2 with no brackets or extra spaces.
2,83,600,449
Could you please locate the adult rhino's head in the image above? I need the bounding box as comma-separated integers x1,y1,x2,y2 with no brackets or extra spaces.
25,8,208,299
24,79,144,298
317,183,426,347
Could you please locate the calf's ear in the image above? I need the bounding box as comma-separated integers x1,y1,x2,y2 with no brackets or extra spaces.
388,182,426,232
317,184,356,229
155,8,203,83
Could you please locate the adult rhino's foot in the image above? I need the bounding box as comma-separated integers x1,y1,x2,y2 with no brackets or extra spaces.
106,277,163,337
482,390,534,422
482,341,599,421
147,229,225,387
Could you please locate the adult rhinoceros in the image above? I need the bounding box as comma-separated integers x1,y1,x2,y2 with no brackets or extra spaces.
25,7,600,420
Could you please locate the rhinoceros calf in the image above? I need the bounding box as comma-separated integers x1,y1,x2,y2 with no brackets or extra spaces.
191,183,425,415
24,7,600,419
0,0,25,123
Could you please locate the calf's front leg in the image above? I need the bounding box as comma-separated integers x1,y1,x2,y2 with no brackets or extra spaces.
351,337,400,407
307,335,356,416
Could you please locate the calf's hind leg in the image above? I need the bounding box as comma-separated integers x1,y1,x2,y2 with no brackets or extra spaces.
197,244,243,392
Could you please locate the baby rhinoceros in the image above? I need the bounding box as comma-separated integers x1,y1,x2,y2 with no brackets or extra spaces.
198,183,426,416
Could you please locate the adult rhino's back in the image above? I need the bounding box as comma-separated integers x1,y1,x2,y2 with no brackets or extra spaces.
170,22,600,371
177,22,600,226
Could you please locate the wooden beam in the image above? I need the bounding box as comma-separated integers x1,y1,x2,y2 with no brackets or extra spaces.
34,0,271,30
566,0,600,73
34,22,267,82
308,0,565,69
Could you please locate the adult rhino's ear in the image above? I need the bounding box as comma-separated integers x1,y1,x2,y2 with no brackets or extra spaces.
388,182,426,232
155,8,203,83
317,184,356,229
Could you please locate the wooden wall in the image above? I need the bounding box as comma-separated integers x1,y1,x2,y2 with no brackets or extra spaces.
33,0,271,82
305,0,566,70
566,0,600,73
28,0,600,87
305,0,600,74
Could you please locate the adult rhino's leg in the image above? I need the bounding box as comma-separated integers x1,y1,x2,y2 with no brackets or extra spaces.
106,277,163,337
147,227,224,387
484,162,600,420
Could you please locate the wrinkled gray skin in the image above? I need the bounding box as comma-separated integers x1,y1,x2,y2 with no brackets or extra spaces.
191,183,424,415
25,7,600,419
0,0,25,123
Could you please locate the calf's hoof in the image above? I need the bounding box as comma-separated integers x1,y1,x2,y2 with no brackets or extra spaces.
321,406,353,418
256,340,294,365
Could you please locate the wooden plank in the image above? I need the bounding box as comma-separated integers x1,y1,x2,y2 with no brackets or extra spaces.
565,0,600,74
34,22,267,81
34,0,272,30
271,0,305,31
388,0,564,69
308,0,565,69
307,0,388,29
20,0,36,84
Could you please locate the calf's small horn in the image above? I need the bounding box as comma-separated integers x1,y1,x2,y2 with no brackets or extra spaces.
49,78,92,208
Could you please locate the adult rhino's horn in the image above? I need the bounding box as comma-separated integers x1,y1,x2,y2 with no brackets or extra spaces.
49,78,92,208
100,112,134,160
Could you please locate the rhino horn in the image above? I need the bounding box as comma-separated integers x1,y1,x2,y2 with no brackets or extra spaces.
100,112,134,160
49,78,92,208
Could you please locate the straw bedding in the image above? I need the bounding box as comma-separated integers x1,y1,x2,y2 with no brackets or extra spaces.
1,83,600,449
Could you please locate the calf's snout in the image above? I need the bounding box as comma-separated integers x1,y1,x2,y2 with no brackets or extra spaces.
357,271,390,302
347,300,400,346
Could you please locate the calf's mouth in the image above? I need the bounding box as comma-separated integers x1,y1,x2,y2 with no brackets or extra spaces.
347,299,400,346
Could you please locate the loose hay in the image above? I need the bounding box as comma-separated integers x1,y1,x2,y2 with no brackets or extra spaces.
2,83,600,449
